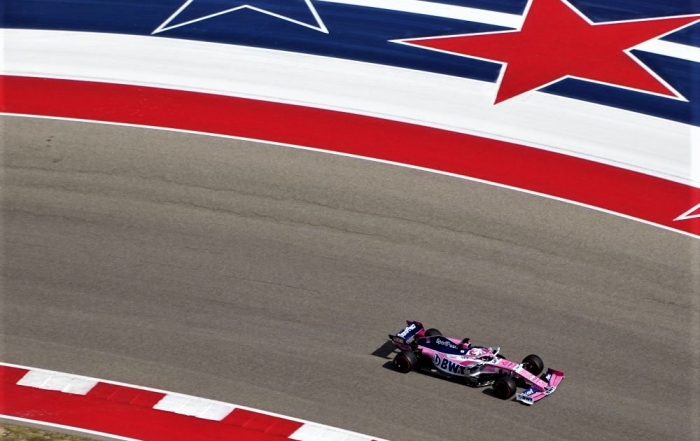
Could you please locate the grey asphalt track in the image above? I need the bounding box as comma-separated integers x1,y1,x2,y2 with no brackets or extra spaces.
2,115,699,441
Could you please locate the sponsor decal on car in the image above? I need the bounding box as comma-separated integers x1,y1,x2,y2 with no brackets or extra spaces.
434,338,458,349
447,354,467,361
520,387,537,398
433,354,466,375
397,324,417,339
516,387,537,405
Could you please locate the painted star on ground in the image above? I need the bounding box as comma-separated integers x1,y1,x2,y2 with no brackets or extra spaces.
398,0,700,103
153,0,327,34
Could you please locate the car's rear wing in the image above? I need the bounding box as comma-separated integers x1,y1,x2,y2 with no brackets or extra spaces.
388,320,424,347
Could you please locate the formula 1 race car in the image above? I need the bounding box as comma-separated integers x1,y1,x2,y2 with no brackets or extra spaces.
388,320,564,405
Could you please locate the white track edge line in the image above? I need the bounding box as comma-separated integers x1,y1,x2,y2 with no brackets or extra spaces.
2,112,697,241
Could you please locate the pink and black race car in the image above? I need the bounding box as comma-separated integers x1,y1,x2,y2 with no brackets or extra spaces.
388,320,564,405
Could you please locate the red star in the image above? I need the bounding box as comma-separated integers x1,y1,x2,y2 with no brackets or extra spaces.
401,0,700,103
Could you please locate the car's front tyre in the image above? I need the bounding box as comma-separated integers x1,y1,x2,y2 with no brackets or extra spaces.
492,375,517,400
521,354,544,376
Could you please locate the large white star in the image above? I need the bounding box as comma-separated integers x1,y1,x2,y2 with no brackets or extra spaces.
153,0,328,34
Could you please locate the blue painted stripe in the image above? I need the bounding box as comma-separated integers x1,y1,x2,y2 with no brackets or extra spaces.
543,51,700,126
570,0,700,22
424,0,527,15
661,23,700,47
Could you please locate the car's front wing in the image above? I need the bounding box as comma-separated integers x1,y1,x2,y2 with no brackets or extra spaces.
515,368,565,405
491,358,564,405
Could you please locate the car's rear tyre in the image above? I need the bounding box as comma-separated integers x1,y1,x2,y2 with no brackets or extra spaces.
393,350,418,373
492,376,517,400
424,328,442,337
521,354,544,376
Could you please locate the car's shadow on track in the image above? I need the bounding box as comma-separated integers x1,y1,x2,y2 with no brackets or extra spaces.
381,361,397,371
481,388,499,398
372,341,402,372
371,340,397,359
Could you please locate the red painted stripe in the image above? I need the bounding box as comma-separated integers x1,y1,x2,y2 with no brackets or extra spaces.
2,75,699,237
0,366,29,385
0,367,302,441
87,382,164,407
224,409,302,436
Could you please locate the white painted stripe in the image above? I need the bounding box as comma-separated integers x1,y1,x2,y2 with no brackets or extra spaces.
634,39,700,63
0,415,141,441
317,0,700,63
153,393,236,420
17,370,56,388
61,378,100,395
2,362,390,439
291,423,373,441
3,363,389,440
197,401,237,421
3,29,698,188
17,370,98,395
319,0,523,28
675,202,700,221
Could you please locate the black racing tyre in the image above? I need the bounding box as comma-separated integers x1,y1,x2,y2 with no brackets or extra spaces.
424,328,442,337
492,376,517,400
521,354,544,376
393,350,418,373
